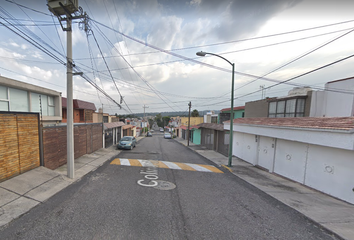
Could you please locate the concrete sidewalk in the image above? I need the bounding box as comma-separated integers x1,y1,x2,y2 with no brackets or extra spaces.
0,145,119,228
174,137,354,240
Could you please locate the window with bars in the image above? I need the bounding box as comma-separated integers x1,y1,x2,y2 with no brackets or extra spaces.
268,98,306,118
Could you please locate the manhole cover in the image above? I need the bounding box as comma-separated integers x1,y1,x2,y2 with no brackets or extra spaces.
153,180,176,190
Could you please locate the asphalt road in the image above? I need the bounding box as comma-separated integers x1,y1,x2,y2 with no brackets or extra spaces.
0,132,341,240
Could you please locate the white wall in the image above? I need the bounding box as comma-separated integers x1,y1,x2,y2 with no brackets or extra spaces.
324,79,354,117
305,145,354,204
310,78,354,117
309,91,325,117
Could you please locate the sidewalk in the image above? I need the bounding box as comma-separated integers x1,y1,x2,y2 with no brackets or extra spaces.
0,136,144,229
174,137,354,240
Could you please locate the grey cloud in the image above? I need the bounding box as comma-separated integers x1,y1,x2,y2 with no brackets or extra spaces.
193,0,302,41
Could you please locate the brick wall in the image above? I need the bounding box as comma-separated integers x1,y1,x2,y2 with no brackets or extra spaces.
43,123,103,170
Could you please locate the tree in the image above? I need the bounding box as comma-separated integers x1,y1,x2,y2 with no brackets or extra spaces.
162,116,171,127
191,109,199,117
148,119,154,129
155,113,163,127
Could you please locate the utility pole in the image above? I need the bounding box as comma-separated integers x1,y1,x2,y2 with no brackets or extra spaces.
47,1,84,179
187,101,191,146
260,85,265,99
143,105,149,118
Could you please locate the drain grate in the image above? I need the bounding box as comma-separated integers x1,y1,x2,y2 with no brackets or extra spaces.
153,180,176,190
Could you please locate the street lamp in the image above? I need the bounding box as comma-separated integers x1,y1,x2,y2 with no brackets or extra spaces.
196,51,235,167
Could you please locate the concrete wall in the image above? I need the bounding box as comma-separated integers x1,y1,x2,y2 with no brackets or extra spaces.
244,99,269,118
310,78,354,117
324,79,354,117
180,117,204,126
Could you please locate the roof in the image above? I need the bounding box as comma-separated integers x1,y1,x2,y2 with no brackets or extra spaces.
220,106,245,112
225,117,354,131
197,123,225,131
326,76,354,84
180,125,199,130
62,97,96,111
122,125,135,130
104,122,125,129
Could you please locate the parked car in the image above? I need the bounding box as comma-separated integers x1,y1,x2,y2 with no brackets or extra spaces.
117,136,136,150
164,133,171,139
160,128,164,132
146,132,152,137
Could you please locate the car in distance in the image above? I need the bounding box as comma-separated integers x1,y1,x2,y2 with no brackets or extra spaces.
160,128,164,132
117,136,136,150
164,133,171,139
146,132,152,137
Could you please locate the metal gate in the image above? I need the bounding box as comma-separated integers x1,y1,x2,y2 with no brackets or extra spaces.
105,129,113,148
217,131,229,156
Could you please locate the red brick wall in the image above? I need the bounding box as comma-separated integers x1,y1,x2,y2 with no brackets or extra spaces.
43,123,103,170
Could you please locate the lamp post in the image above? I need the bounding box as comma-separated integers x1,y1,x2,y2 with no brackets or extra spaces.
196,51,235,167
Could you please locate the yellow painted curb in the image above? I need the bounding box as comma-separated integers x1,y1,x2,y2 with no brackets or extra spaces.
221,165,233,172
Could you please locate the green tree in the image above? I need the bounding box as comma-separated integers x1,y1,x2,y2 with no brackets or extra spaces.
191,109,199,117
155,113,163,127
162,116,171,127
148,119,154,129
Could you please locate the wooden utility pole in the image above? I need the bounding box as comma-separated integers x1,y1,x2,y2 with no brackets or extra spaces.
187,101,191,146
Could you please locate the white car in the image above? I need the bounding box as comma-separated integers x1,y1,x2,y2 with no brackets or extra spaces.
164,133,172,139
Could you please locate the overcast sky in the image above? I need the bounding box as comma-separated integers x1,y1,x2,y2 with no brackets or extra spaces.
1,0,354,115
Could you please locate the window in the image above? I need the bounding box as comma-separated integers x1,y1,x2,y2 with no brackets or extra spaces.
296,99,305,117
0,85,9,111
9,88,28,112
269,102,276,118
31,93,41,113
276,101,285,118
48,96,55,116
268,98,306,118
79,109,85,121
285,99,296,117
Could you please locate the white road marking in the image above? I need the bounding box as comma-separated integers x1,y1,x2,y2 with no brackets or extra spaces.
120,158,131,166
161,161,182,170
185,163,212,172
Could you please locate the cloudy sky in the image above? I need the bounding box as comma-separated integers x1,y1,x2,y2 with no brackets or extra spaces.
1,0,354,115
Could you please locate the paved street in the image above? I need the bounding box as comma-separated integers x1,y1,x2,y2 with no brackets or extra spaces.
0,132,341,239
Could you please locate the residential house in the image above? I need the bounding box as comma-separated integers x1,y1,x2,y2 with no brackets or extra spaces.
104,121,124,148
198,123,229,156
179,116,204,126
204,111,218,124
0,76,62,181
62,97,96,123
219,106,245,123
224,117,354,204
244,87,312,118
310,77,354,117
0,75,62,126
